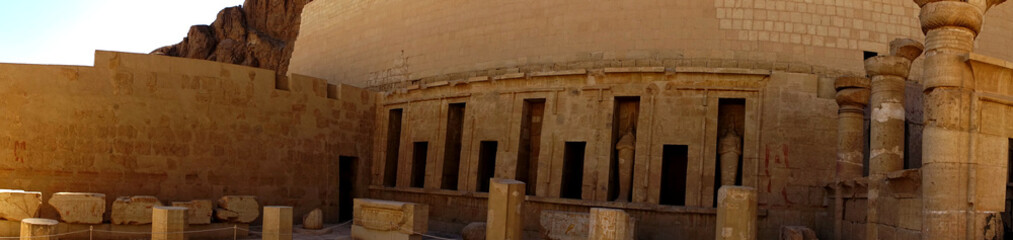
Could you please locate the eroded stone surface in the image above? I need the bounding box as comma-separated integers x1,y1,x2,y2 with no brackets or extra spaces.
351,198,428,240
0,189,42,221
216,196,259,223
302,208,322,230
172,200,213,225
462,222,487,240
48,192,106,224
540,211,589,240
111,196,163,225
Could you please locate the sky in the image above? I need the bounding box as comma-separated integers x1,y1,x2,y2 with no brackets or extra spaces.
0,0,245,66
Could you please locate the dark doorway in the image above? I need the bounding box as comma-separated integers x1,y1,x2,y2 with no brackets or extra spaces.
383,109,403,187
411,142,428,188
660,145,689,206
338,156,356,222
1004,139,1013,239
476,141,498,192
517,99,545,195
560,142,586,199
442,103,466,190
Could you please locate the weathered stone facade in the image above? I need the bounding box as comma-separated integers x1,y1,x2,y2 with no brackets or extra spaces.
4,0,1013,239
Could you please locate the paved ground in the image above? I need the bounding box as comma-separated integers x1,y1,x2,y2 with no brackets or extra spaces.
241,224,461,240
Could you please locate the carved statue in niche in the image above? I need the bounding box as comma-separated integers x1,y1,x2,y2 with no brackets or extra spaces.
718,124,742,186
615,131,636,202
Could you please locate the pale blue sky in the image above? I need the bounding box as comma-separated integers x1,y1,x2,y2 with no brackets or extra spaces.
0,0,244,66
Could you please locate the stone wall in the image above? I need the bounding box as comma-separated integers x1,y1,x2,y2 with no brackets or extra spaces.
288,0,1013,89
368,67,838,239
0,51,378,223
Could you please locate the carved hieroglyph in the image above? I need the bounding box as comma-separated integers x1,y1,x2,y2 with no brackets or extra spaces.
351,198,428,240
49,192,106,224
615,132,636,202
0,189,42,221
589,208,635,240
715,186,757,240
718,128,742,186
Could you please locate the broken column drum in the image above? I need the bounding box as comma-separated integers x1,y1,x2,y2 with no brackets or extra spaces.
615,132,636,201
718,127,742,186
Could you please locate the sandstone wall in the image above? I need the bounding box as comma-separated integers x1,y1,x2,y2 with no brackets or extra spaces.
369,68,838,239
0,51,377,223
288,0,1013,89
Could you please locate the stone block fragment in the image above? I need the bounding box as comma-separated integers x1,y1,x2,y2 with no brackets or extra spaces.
589,208,635,240
302,208,322,230
461,222,486,240
0,190,42,221
351,198,428,240
264,206,293,240
216,196,259,223
486,179,524,240
152,206,187,240
20,218,58,240
539,211,589,240
780,226,818,240
48,192,106,224
111,196,163,225
171,200,213,225
715,186,757,240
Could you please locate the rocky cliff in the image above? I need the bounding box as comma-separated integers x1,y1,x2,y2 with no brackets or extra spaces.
151,0,312,79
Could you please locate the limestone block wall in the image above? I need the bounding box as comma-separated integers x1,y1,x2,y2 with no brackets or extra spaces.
0,51,378,223
368,67,838,239
288,0,1013,89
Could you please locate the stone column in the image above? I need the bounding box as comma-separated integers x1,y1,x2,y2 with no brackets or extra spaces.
486,178,525,240
863,38,923,240
913,0,1005,239
152,206,187,240
264,206,293,240
589,208,635,240
832,76,870,240
20,218,58,240
715,186,756,240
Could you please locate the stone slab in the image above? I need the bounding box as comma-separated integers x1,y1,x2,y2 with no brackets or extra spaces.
216,196,259,223
48,192,106,224
111,196,163,225
539,211,589,240
171,200,212,225
0,189,42,221
351,198,428,240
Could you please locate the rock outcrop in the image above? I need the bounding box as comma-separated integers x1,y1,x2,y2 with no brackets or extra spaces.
48,192,106,224
151,0,312,80
111,196,163,225
0,189,42,221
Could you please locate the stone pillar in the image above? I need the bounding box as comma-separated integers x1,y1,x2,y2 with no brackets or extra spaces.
486,178,525,240
589,208,635,240
20,218,58,240
913,0,1005,239
863,38,923,240
264,206,293,240
152,206,187,240
832,76,870,240
715,186,757,240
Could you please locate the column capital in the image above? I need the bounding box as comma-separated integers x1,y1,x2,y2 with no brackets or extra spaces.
834,76,870,108
918,1,985,35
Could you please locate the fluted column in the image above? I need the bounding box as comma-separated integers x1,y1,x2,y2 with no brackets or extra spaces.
832,76,869,240
863,38,923,240
913,0,1005,239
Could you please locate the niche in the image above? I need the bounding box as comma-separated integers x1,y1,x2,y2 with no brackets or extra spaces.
383,109,403,187
411,142,428,188
609,97,640,201
660,145,689,206
517,99,545,195
714,98,745,206
476,141,498,192
441,103,466,190
560,142,586,199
